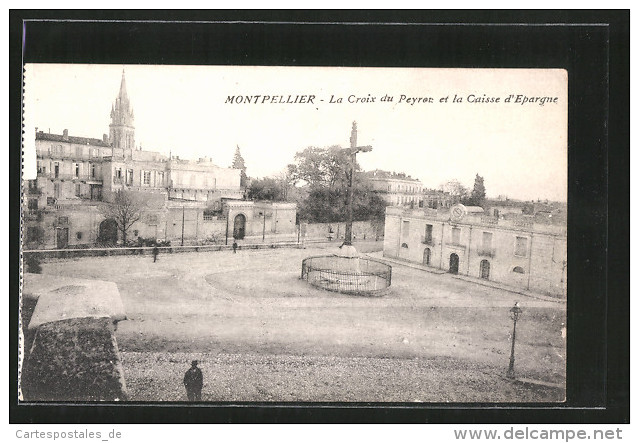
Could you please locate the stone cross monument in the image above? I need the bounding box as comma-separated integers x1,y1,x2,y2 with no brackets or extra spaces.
340,121,372,257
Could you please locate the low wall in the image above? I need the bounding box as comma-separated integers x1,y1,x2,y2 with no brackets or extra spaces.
23,241,305,260
304,221,384,241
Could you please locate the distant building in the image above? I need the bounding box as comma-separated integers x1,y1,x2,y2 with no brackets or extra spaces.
23,71,295,249
383,204,567,297
364,169,424,207
422,188,459,209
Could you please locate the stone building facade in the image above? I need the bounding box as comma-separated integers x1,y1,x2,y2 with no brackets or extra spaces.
383,204,567,297
23,71,296,250
364,169,424,207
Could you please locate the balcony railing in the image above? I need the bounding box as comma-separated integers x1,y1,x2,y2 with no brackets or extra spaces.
421,235,435,246
39,172,102,183
477,246,496,258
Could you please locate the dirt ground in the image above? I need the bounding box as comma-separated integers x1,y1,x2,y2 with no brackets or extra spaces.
37,240,566,403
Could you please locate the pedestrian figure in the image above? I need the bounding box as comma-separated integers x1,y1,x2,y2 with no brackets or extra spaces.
183,360,203,401
232,240,238,254
152,246,159,262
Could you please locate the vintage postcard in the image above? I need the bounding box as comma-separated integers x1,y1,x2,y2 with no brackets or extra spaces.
20,64,567,403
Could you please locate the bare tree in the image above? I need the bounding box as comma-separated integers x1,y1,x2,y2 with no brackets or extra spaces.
100,190,146,245
439,179,470,204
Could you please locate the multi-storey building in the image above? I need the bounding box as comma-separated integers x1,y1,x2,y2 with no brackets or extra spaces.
23,71,296,249
364,169,424,207
383,204,567,297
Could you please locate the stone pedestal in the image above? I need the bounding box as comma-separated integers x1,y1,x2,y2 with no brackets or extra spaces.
338,244,358,258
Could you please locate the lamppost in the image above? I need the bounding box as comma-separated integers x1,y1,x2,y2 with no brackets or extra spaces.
262,211,266,242
341,121,372,254
507,301,523,379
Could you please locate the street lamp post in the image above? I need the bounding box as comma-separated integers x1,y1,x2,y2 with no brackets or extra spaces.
507,301,523,378
342,121,372,248
262,211,266,242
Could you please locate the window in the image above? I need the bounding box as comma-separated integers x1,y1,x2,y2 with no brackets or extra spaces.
514,236,528,257
47,197,56,206
116,168,122,178
157,171,164,186
143,171,151,185
513,266,525,274
424,224,433,243
402,220,410,238
57,216,69,224
147,214,159,225
127,169,134,185
27,226,42,243
75,183,81,197
451,227,461,245
482,232,493,249
54,183,61,199
28,198,38,211
76,231,83,240
401,243,408,248
75,146,83,157
90,164,96,178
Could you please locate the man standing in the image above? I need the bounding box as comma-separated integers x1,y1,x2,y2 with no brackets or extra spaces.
183,360,203,401
232,240,238,254
152,245,159,263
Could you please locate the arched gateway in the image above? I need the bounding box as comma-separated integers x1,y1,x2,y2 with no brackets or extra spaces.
233,213,246,240
449,253,459,274
98,219,118,245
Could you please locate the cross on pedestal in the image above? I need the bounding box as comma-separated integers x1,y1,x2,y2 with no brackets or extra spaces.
342,121,372,248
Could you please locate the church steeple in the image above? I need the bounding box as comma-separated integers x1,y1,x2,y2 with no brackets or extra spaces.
109,69,135,152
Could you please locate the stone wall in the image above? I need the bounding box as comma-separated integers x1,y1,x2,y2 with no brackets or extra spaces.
303,220,384,241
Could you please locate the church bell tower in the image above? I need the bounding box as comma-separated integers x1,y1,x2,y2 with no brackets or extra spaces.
109,70,135,152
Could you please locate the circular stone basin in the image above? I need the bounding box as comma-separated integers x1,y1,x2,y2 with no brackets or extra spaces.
301,255,392,296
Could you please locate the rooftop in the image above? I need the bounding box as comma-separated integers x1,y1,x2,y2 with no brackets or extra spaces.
36,131,111,148
363,169,422,182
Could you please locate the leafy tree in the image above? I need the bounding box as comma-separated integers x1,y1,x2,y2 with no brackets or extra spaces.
290,146,387,223
99,190,146,245
291,146,355,191
247,177,286,201
468,174,487,206
232,145,248,188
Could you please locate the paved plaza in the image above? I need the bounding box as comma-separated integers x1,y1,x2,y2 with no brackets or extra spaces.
36,241,566,402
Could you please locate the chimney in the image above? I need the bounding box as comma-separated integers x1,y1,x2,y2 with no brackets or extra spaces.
63,129,69,141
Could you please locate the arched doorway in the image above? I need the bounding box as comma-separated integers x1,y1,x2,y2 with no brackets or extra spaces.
98,218,118,245
233,213,246,240
449,253,459,274
480,260,491,279
423,248,431,266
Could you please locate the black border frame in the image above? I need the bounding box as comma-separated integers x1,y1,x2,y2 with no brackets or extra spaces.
9,10,629,424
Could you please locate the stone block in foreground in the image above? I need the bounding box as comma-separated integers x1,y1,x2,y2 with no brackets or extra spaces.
21,317,128,401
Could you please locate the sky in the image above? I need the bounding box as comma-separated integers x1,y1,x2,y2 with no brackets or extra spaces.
23,64,567,201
